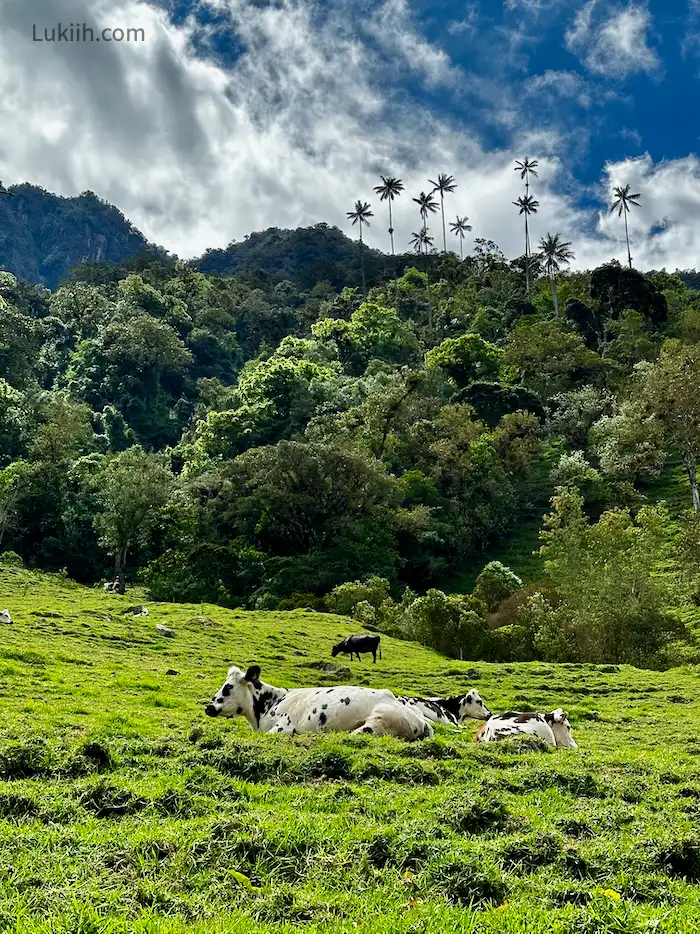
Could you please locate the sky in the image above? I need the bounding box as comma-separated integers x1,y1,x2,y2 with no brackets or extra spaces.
1,0,700,269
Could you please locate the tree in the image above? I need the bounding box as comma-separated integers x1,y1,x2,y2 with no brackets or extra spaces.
449,216,472,260
539,233,574,315
536,488,681,665
0,461,30,549
513,195,539,296
91,447,175,592
412,191,439,244
428,174,457,253
632,342,700,510
346,200,374,295
373,176,404,257
409,228,434,256
610,185,641,270
514,159,539,295
426,334,501,388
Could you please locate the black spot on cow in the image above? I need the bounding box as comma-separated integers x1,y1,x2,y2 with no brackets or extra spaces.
342,697,351,705
361,727,373,734
312,708,317,714
500,711,541,723
319,712,327,726
221,684,232,697
236,706,242,714
253,690,277,727
322,704,328,710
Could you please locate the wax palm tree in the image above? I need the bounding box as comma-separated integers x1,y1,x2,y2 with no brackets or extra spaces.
412,191,439,240
610,184,641,269
373,176,404,256
514,159,539,295
515,158,539,193
513,194,539,296
450,216,472,260
539,233,574,315
409,227,434,254
347,200,373,294
429,174,457,252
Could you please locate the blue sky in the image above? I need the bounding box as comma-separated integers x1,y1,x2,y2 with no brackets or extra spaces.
1,0,700,269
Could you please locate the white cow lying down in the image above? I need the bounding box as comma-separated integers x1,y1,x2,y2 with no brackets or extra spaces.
205,665,434,741
474,708,577,748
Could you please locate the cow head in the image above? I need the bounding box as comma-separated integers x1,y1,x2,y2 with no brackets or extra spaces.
0,609,12,625
331,641,343,657
544,708,577,748
205,665,261,721
458,689,491,721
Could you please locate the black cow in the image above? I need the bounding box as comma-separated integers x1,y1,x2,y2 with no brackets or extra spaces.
332,634,382,664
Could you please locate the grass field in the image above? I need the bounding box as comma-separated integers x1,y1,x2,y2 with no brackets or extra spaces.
1,567,700,933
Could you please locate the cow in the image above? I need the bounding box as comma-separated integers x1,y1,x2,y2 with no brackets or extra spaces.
397,689,492,726
0,609,12,625
205,664,434,741
474,708,577,748
331,634,382,663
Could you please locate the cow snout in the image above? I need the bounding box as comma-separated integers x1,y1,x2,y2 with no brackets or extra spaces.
205,703,219,717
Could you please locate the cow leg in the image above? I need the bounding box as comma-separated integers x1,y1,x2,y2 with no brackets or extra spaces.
372,650,376,663
356,652,362,662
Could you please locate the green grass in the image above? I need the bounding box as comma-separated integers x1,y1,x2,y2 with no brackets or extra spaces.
1,567,700,932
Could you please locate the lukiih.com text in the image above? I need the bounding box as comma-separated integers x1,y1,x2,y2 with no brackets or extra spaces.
33,23,145,42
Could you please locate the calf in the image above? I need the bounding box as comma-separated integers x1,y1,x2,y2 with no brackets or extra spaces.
205,664,433,741
474,708,577,748
332,634,382,663
0,609,12,625
398,689,492,726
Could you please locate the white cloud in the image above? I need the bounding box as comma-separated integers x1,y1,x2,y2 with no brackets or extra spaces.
566,2,660,79
525,69,592,107
367,0,461,89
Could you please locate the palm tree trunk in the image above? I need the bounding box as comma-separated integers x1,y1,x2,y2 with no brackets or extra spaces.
524,214,531,296
359,227,366,295
683,452,700,512
388,200,395,256
459,236,463,261
624,210,632,269
114,546,127,595
551,271,559,315
440,193,447,253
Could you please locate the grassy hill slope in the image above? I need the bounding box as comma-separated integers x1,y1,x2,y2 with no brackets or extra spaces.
1,568,700,932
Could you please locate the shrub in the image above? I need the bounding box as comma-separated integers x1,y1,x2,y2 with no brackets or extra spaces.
325,576,391,616
0,551,23,568
402,589,490,659
473,561,522,612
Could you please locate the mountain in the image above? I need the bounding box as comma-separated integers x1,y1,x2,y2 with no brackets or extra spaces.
0,184,161,289
195,223,410,291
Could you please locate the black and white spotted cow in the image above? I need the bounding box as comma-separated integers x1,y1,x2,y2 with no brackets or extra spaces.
205,664,434,741
397,689,492,726
332,634,382,664
0,609,12,625
474,708,577,748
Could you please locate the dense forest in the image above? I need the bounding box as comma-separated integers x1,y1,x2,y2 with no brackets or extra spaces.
3,193,700,669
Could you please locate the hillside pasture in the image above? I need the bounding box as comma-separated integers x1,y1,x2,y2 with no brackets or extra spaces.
0,568,700,932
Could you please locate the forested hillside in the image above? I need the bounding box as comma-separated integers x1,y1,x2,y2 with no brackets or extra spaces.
3,225,700,669
0,185,157,289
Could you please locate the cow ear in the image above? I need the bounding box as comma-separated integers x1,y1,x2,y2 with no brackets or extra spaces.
553,708,566,723
244,665,261,683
